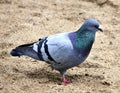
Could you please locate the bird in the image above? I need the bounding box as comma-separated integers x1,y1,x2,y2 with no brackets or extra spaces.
10,19,103,85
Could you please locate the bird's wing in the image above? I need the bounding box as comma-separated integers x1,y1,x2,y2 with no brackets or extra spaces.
33,32,74,64
47,33,74,63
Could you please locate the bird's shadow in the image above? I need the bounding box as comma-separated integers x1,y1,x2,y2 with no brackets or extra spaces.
24,68,78,84
23,68,104,85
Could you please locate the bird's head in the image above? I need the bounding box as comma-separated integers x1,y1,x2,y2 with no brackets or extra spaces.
81,19,103,33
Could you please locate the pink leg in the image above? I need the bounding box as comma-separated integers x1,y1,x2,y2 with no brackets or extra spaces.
61,76,71,85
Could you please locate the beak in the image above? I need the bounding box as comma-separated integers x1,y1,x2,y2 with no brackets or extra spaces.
98,28,103,32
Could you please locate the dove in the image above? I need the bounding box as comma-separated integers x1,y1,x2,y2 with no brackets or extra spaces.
10,19,103,84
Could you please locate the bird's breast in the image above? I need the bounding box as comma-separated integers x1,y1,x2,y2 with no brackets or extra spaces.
75,40,94,58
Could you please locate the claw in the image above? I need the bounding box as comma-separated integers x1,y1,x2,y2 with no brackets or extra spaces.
61,76,71,85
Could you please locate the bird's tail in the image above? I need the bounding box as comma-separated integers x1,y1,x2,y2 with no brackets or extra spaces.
10,42,40,60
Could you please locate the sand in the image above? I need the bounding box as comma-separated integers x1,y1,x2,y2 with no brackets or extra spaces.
0,0,120,93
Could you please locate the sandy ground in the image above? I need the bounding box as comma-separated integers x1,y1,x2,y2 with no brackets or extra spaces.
0,0,120,93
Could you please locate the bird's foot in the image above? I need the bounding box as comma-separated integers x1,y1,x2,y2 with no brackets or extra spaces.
61,77,71,85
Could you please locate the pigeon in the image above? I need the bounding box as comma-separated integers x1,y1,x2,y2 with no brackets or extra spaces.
10,19,103,84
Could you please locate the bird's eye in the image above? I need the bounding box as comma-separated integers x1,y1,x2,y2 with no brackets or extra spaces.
91,25,98,28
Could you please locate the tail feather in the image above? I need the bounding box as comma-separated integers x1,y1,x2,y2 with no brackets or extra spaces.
17,42,36,48
10,42,40,60
10,49,23,57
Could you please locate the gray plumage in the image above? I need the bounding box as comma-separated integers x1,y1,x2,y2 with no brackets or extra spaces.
10,19,103,84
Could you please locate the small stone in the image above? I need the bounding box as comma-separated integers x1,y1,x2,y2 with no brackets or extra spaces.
101,41,104,44
85,73,89,76
109,41,113,45
101,81,111,86
102,72,105,74
0,85,4,90
96,0,108,6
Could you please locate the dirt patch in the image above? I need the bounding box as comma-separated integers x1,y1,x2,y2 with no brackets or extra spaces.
0,0,120,93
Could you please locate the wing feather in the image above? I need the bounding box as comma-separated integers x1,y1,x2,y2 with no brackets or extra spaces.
46,32,73,64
